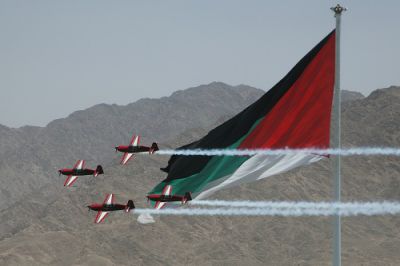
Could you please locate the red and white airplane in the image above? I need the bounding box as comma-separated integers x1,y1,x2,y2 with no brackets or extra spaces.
87,194,135,224
115,135,159,165
58,160,104,187
146,185,192,209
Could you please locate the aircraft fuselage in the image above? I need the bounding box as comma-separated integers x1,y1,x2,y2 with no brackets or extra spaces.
116,145,151,153
88,203,126,212
146,194,186,203
59,168,95,176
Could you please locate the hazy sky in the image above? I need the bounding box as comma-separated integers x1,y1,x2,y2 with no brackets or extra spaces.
1,1,399,127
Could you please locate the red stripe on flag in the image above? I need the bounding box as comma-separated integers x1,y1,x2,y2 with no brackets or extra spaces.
239,32,335,150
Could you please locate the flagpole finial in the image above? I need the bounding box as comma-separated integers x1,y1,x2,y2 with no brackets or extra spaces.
331,4,347,16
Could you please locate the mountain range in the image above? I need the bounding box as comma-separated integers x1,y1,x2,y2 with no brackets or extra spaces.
1,82,399,265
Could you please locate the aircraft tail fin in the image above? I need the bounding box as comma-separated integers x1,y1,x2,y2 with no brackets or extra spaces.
125,200,135,213
183,192,192,204
94,165,104,176
149,143,159,154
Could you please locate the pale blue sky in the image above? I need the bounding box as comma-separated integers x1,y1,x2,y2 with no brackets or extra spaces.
0,1,399,127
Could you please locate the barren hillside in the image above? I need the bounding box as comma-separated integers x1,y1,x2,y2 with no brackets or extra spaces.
1,84,400,266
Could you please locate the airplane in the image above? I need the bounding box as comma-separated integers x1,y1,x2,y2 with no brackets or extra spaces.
146,185,192,209
58,160,104,187
115,135,159,165
87,193,135,224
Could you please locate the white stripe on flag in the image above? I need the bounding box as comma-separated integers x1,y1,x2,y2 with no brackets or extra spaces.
196,153,321,199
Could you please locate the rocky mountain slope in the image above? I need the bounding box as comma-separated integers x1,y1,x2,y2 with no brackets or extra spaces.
1,84,400,266
0,82,263,210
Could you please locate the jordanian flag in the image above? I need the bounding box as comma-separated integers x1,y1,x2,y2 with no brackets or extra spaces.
149,30,335,200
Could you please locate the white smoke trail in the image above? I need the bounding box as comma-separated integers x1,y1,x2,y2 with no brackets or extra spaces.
190,200,344,209
190,200,400,210
133,201,400,217
190,200,400,212
157,147,400,157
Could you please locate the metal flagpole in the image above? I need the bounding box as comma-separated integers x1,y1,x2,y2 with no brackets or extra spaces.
330,4,346,266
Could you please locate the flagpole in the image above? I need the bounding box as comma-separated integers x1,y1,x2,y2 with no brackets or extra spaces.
331,4,346,266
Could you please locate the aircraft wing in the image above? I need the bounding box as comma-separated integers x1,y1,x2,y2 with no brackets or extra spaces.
129,135,140,147
161,185,172,196
73,160,85,170
64,175,78,187
94,211,109,224
154,201,167,210
120,152,134,165
103,193,114,205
